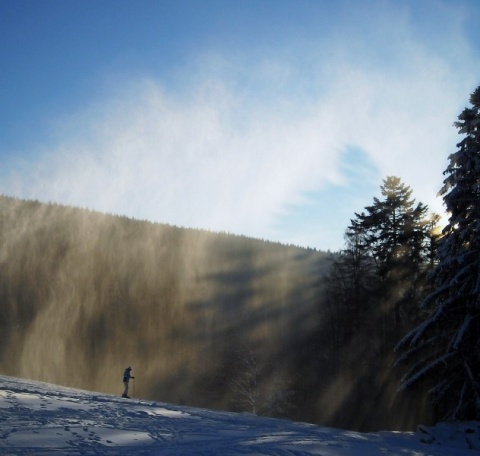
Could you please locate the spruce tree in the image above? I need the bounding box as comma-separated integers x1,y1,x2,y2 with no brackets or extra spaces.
350,176,429,278
348,176,430,342
396,85,480,420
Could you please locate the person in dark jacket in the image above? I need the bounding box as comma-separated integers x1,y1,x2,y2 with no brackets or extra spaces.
122,366,135,398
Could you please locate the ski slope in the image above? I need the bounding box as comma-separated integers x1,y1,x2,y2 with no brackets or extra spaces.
0,375,479,455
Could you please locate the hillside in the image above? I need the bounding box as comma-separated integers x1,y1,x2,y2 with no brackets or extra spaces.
1,375,478,455
0,197,328,413
0,195,434,431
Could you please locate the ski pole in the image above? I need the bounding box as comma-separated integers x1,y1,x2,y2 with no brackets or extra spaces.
133,377,135,398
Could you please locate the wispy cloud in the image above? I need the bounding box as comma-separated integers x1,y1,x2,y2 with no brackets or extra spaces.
3,2,478,249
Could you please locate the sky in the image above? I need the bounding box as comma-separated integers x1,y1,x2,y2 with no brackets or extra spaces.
0,0,479,251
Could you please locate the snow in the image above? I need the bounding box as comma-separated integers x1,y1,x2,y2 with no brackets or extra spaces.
1,375,479,455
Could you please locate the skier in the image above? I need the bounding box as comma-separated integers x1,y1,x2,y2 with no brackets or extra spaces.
122,366,135,398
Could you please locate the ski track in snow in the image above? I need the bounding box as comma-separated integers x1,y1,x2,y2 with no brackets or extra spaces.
0,375,479,455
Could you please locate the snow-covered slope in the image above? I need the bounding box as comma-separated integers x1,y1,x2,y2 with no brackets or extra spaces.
0,375,479,455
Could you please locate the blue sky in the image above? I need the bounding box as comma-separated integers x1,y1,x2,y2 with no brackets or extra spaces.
1,0,479,251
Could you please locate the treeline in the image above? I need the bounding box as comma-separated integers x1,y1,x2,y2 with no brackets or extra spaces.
0,195,334,422
0,192,432,431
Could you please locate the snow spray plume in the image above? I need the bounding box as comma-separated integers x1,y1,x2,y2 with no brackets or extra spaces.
0,197,328,416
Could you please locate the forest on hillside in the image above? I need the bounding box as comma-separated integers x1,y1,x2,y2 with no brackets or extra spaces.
0,194,433,432
1,85,478,434
0,196,325,413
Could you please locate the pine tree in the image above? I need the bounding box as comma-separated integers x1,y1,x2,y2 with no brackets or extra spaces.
396,85,480,420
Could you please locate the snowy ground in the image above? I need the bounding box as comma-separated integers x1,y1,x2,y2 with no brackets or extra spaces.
0,375,479,455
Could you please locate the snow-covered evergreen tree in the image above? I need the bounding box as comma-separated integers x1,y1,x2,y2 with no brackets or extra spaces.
396,85,480,420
